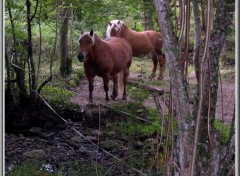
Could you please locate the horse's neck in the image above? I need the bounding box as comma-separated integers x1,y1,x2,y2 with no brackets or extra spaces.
120,25,136,40
93,35,105,49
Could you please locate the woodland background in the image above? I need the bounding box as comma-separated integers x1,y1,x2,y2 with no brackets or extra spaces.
5,0,235,175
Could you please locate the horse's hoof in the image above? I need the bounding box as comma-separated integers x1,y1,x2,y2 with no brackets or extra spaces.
87,100,94,106
148,76,153,80
122,95,127,100
157,76,164,80
111,95,116,100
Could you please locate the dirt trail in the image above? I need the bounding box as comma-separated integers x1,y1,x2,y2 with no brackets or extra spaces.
71,72,235,124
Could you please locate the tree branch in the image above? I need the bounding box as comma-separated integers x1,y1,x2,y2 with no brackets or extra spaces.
30,0,39,21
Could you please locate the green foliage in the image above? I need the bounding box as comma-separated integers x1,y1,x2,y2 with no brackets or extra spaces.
5,160,48,176
128,85,150,103
114,118,162,137
213,120,231,144
130,57,153,76
106,104,164,137
5,159,109,176
42,85,73,105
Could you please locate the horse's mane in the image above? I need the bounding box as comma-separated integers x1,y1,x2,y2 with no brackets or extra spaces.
78,32,95,44
106,20,125,37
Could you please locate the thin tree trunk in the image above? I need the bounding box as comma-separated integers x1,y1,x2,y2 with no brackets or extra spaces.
36,0,42,86
153,1,192,175
5,45,14,102
60,5,71,77
7,2,27,103
196,0,235,175
37,4,58,93
190,0,212,174
192,0,202,83
201,0,206,32
26,0,38,100
143,0,154,30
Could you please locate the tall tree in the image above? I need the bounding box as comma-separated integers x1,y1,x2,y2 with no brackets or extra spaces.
142,0,154,30
59,2,71,77
192,0,202,83
26,0,38,100
153,1,192,174
154,0,235,175
196,0,235,175
6,0,27,104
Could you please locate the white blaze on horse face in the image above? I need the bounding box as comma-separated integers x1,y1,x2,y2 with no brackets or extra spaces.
106,20,123,37
78,32,95,45
78,32,95,59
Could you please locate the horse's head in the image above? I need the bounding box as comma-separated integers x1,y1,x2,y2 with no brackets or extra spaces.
77,29,95,62
106,20,123,37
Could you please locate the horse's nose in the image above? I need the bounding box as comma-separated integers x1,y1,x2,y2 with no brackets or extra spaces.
77,53,85,62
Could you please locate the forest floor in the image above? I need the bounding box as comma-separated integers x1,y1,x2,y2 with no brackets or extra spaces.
5,63,235,175
71,67,235,124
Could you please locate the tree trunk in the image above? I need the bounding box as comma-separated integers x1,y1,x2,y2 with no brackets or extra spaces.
192,0,202,83
5,45,14,103
60,5,71,77
201,0,206,32
26,0,38,101
142,0,154,30
7,2,27,104
196,0,235,175
153,1,192,175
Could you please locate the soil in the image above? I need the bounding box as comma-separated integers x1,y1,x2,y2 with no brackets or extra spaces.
71,71,235,124
5,68,235,175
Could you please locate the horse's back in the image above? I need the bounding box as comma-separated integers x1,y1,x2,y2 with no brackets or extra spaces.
105,37,132,58
104,37,132,73
126,30,162,56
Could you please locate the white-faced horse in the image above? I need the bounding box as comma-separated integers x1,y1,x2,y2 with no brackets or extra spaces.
106,20,165,80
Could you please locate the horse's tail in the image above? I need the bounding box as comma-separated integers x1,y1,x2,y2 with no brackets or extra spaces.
117,71,124,96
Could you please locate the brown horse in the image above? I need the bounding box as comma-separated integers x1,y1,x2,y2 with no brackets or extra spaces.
106,20,165,80
77,29,132,102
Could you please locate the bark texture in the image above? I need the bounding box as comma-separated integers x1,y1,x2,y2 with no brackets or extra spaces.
153,1,192,175
60,6,71,76
26,0,38,100
196,0,235,175
192,0,202,83
143,0,154,30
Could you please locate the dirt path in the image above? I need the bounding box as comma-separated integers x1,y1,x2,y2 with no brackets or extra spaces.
71,71,234,124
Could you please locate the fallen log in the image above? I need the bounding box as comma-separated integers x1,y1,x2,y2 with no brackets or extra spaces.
128,79,167,96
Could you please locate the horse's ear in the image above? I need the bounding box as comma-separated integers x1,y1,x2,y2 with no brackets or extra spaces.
109,22,112,26
81,30,84,35
90,29,93,36
117,20,120,25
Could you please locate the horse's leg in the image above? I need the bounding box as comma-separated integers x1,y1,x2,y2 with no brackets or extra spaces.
122,68,129,100
150,52,158,79
103,74,110,101
111,75,118,100
158,53,166,80
87,76,94,103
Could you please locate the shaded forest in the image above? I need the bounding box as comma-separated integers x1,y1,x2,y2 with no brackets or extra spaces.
5,0,235,175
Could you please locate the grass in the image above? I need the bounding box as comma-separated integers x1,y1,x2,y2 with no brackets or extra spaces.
130,56,153,77
213,119,232,144
5,159,111,176
5,160,49,176
127,85,151,103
